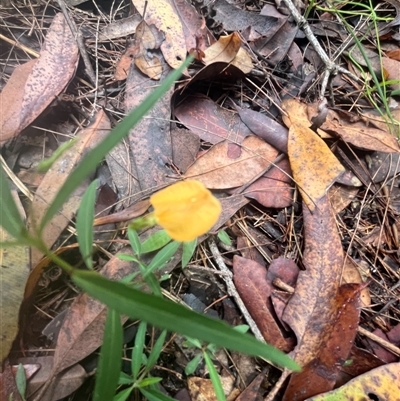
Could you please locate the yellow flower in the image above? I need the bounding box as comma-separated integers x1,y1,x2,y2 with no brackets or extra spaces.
150,180,221,242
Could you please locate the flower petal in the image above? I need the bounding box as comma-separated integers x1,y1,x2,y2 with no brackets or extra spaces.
150,181,221,241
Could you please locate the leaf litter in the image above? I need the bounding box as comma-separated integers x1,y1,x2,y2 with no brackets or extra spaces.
1,0,400,400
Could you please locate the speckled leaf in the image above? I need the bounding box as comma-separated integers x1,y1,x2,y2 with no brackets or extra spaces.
0,13,79,145
131,0,186,69
306,363,400,401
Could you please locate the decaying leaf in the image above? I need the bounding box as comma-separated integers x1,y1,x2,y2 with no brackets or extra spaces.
233,256,295,351
0,13,79,145
244,157,294,208
175,94,253,145
184,135,279,189
282,197,343,370
283,284,362,400
203,32,253,74
307,362,400,401
319,109,400,153
281,99,345,211
131,0,186,69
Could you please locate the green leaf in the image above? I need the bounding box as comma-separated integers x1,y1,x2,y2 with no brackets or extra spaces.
146,330,167,372
141,230,171,254
15,364,26,401
185,353,203,376
132,321,147,381
234,325,249,334
137,377,162,388
118,372,134,385
0,163,26,240
113,386,134,401
182,238,197,269
93,309,123,401
72,270,301,371
146,241,180,274
128,227,141,256
217,230,232,246
204,350,226,401
140,388,176,401
76,179,98,269
40,56,194,232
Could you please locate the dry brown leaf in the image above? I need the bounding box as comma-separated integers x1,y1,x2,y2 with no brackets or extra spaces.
131,0,186,69
175,94,252,145
184,135,279,189
320,109,400,153
233,256,295,351
244,157,294,208
0,13,79,145
28,110,111,267
342,257,371,307
383,56,400,91
282,197,343,369
203,33,241,64
171,0,211,53
281,99,345,211
203,33,253,74
284,284,363,400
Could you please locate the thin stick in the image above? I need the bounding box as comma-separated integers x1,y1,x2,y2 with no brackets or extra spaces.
208,237,265,342
281,0,360,98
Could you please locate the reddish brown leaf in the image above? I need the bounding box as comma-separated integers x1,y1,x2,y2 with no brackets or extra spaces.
363,328,399,363
175,94,252,145
171,0,212,53
28,110,111,266
282,197,343,368
319,109,400,153
244,157,294,208
0,13,79,145
93,199,150,226
235,105,288,153
184,136,279,189
171,127,200,173
233,255,294,351
0,60,35,145
283,283,363,401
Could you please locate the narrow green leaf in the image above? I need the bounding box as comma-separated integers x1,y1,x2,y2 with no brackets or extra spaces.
113,386,134,401
40,56,193,231
146,330,167,371
137,377,162,388
146,241,180,274
76,179,98,269
140,388,176,401
182,238,197,269
0,163,26,240
141,230,171,254
72,270,300,371
15,364,26,401
36,138,78,173
185,353,203,376
217,230,232,246
204,351,226,401
132,321,147,381
118,372,134,385
128,227,142,256
93,309,123,401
